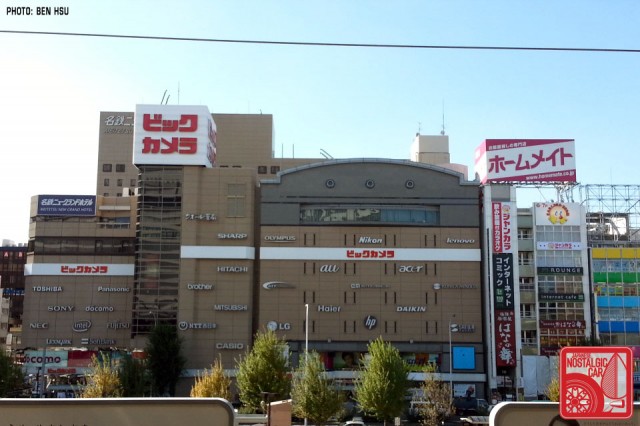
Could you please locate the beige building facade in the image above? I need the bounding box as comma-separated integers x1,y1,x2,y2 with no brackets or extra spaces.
22,106,487,396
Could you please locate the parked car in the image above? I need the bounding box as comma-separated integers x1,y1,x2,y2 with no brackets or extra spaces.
453,397,490,416
343,416,366,426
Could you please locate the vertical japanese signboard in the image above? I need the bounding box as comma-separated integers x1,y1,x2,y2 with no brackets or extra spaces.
492,202,517,367
560,347,633,420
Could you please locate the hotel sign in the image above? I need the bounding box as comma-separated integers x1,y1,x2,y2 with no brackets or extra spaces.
37,195,96,216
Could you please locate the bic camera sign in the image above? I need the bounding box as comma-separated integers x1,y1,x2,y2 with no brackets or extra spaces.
560,347,633,420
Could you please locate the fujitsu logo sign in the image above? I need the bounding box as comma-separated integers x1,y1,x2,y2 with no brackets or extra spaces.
320,264,340,273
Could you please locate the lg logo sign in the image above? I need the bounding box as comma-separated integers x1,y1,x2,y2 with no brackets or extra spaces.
364,315,377,330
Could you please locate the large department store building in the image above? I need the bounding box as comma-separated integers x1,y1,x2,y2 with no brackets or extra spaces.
21,105,488,396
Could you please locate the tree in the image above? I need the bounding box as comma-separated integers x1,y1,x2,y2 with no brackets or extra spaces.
236,328,291,412
145,324,186,396
354,337,409,425
190,356,232,399
291,351,345,425
545,376,560,402
414,364,454,425
0,350,24,397
119,354,150,397
80,354,122,397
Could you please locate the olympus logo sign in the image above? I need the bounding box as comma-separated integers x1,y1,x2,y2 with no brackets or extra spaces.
97,286,130,292
263,281,295,290
433,283,478,290
319,264,340,273
214,304,248,311
216,343,244,350
85,306,114,312
73,320,92,332
398,265,424,273
217,266,248,273
187,283,214,290
364,315,377,330
317,305,341,312
217,233,247,239
48,305,74,312
396,306,426,312
266,321,291,331
32,286,62,292
264,235,296,242
359,236,383,244
446,238,476,244
178,322,217,330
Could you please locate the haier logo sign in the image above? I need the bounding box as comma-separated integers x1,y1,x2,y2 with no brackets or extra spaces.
320,265,340,273
364,315,377,330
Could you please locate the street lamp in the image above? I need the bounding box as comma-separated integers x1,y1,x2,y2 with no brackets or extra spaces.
304,303,309,426
449,316,458,400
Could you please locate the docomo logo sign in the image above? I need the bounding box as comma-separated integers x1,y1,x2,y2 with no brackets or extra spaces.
85,306,114,312
25,355,63,364
133,104,217,168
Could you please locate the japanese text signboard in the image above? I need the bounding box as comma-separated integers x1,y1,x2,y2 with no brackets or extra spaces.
560,346,633,420
494,310,516,367
493,253,514,310
475,139,576,184
133,104,217,167
37,195,96,216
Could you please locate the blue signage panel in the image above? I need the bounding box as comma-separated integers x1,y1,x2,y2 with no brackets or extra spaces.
452,346,476,370
37,195,97,216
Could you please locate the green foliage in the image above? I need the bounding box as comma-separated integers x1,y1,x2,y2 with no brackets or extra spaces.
0,350,25,397
145,324,186,396
190,356,232,399
119,354,150,397
80,354,122,398
291,351,345,425
416,364,453,425
545,376,560,402
236,328,291,412
354,337,409,423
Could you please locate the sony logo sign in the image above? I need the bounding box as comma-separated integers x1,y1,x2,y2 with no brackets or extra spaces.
48,305,74,312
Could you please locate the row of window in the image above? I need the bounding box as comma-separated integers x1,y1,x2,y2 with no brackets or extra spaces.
300,206,440,225
28,238,135,255
302,290,440,304
536,225,581,243
596,284,640,296
102,163,127,173
104,178,137,188
300,262,441,275
598,307,640,321
593,259,640,273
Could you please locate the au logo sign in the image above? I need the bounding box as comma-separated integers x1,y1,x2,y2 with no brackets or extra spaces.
560,346,633,420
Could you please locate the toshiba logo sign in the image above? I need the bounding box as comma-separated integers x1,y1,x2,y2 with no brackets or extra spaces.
133,105,216,167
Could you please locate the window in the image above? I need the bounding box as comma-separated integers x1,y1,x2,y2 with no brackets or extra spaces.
116,164,126,172
117,179,123,187
102,163,112,172
104,178,110,187
520,303,536,318
270,166,280,174
227,184,246,217
520,277,534,291
258,166,267,174
518,251,534,266
130,179,137,187
518,228,533,239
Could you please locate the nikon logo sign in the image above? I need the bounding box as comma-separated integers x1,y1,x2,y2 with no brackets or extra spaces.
359,236,382,244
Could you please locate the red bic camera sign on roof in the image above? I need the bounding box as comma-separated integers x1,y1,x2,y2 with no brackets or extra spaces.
560,346,633,420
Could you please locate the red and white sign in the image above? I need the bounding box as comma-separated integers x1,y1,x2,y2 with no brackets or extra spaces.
560,347,633,420
133,105,216,167
475,139,576,184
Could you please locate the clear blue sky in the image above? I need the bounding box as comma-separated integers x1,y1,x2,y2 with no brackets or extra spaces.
1,1,640,244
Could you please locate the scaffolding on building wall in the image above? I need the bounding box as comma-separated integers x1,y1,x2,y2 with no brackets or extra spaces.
580,184,640,246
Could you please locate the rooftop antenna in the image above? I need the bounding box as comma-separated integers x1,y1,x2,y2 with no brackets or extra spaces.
441,100,446,135
177,82,180,104
160,90,168,105
418,122,421,134
320,149,333,159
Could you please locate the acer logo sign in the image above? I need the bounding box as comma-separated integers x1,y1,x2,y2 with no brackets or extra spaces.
398,265,423,273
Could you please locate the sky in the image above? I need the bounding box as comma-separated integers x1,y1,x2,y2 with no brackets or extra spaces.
1,1,640,244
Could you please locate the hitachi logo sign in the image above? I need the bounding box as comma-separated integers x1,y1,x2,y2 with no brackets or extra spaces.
359,236,383,244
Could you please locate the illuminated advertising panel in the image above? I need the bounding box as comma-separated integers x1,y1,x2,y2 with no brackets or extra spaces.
37,195,96,216
475,139,576,184
133,105,216,167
